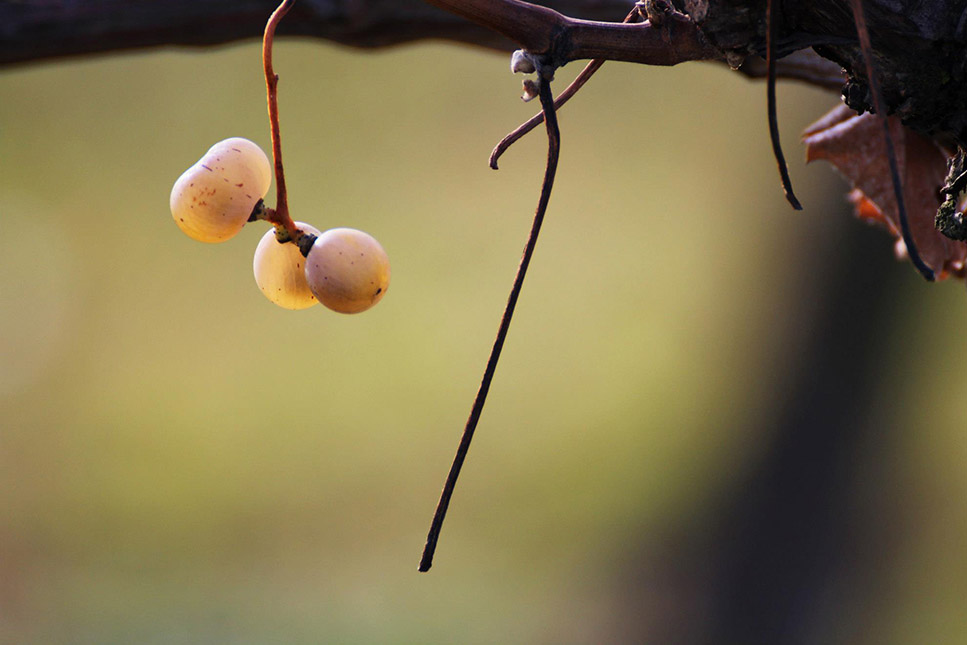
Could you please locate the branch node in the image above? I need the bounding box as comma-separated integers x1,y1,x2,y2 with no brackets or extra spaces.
490,5,643,169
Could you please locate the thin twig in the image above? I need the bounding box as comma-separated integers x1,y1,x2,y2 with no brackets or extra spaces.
766,0,802,210
490,5,640,169
849,0,934,281
419,69,562,572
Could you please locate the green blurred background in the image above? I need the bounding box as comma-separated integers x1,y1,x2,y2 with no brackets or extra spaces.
1,35,965,643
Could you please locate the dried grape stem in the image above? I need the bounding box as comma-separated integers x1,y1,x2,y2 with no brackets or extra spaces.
419,69,562,573
263,0,300,241
849,0,934,281
766,0,802,210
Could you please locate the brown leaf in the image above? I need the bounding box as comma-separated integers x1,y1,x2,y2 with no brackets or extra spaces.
803,105,967,280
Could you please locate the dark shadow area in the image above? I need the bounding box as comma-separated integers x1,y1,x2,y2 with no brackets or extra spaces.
620,215,911,644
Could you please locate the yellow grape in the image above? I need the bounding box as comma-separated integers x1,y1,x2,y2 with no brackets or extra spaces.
170,138,272,243
253,222,322,310
305,228,390,314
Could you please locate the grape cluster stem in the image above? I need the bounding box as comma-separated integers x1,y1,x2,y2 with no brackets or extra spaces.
262,0,302,244
248,199,317,255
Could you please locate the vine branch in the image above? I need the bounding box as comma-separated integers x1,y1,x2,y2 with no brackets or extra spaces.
0,0,655,67
0,0,847,99
422,0,721,66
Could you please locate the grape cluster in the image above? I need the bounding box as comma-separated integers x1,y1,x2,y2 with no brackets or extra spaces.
170,138,390,314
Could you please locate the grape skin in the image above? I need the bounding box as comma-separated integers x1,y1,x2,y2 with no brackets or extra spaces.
305,228,390,314
170,138,272,243
253,222,322,310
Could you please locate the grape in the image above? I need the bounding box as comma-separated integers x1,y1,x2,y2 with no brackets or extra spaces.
170,138,272,243
305,228,390,314
253,222,322,310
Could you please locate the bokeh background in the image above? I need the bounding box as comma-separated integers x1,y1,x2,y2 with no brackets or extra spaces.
1,32,965,644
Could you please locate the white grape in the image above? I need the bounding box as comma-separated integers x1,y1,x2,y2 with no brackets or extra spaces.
305,228,390,314
253,222,322,310
170,137,272,243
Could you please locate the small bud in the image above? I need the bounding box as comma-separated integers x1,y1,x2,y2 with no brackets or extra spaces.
521,79,540,102
510,50,537,75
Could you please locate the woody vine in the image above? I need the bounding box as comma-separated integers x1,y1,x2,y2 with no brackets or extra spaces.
165,0,967,572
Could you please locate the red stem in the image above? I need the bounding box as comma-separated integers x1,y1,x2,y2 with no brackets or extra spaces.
263,0,300,239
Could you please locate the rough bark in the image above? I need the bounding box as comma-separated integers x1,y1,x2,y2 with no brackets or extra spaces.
688,0,967,145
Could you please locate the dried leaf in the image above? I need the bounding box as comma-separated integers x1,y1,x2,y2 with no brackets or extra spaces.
803,105,967,280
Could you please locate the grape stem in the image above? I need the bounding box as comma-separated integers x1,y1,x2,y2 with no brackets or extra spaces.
848,0,933,281
262,0,301,242
419,64,561,573
766,0,802,210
